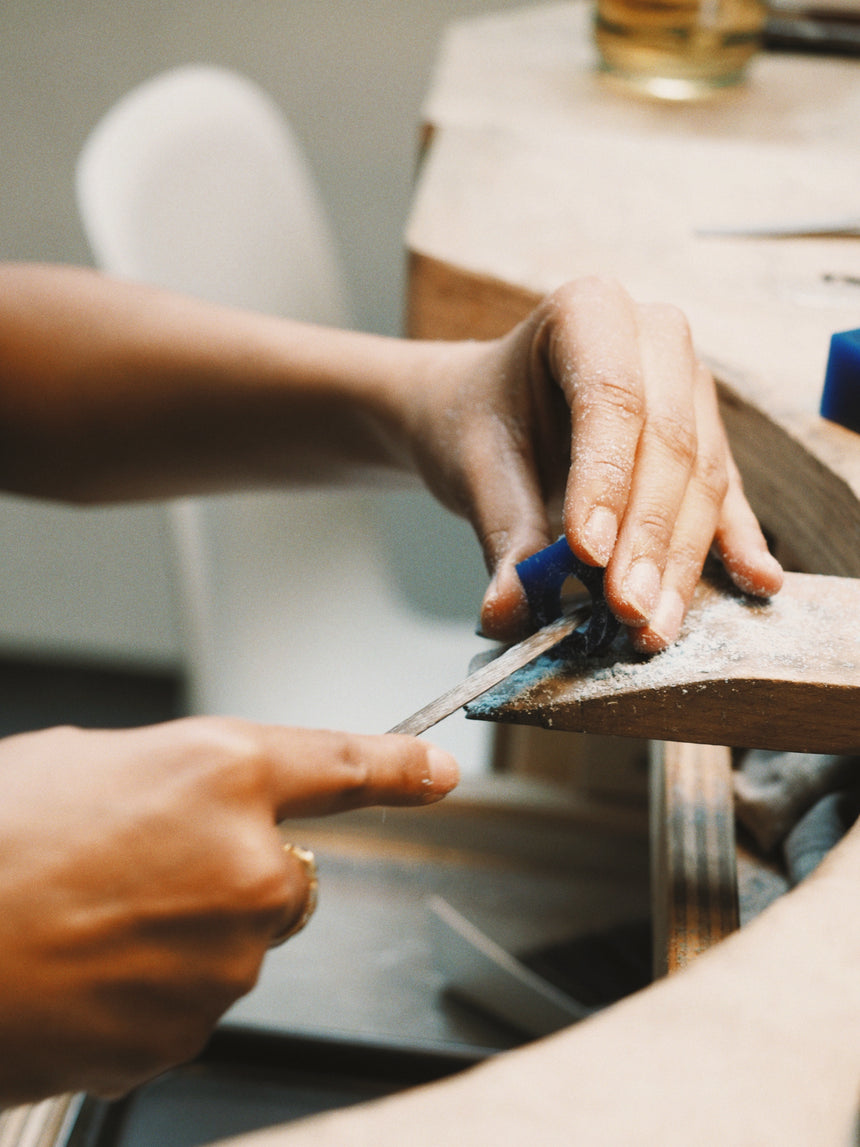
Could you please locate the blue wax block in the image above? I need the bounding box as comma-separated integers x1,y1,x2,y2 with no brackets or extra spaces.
514,536,620,655
515,536,582,626
821,328,860,434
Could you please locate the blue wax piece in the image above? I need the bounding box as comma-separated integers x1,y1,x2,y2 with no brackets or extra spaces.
515,536,619,655
515,536,584,626
821,328,860,434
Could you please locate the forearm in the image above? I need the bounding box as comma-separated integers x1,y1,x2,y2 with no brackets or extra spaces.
240,835,860,1147
0,266,783,645
0,263,450,502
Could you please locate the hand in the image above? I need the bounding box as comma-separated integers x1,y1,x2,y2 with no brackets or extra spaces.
408,276,783,650
0,718,457,1103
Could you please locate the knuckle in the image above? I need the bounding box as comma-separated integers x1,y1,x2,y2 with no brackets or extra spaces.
326,732,432,806
321,732,373,803
179,715,272,800
636,507,676,551
179,713,256,754
210,834,291,919
605,375,646,420
480,525,516,568
37,723,89,755
579,370,646,423
332,732,373,782
574,454,629,502
667,538,709,587
641,301,691,340
692,446,730,505
646,412,698,470
247,853,294,918
551,274,623,307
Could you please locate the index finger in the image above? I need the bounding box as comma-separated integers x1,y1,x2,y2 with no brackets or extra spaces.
547,278,646,568
261,727,460,821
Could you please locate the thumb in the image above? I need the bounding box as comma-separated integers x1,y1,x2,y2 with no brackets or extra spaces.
469,441,553,642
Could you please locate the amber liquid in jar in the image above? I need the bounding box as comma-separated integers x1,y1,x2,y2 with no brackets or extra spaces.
595,0,766,98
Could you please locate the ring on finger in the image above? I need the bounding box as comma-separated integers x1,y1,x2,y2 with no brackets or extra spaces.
269,843,319,948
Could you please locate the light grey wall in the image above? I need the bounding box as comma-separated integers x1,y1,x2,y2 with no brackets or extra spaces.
0,0,530,336
0,1,532,668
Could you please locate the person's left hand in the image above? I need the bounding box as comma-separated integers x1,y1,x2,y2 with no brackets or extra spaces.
405,276,783,651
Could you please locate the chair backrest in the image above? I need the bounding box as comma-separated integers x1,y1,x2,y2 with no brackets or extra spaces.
74,65,491,769
76,64,350,325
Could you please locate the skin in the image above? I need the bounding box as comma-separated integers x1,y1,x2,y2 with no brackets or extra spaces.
0,262,783,1101
0,265,782,649
404,278,782,649
0,719,458,1103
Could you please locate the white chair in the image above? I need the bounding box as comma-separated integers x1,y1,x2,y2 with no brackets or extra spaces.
75,65,490,767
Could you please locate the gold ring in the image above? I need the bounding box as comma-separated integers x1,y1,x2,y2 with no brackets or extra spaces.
269,843,319,948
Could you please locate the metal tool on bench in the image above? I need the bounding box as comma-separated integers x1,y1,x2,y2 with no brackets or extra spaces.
427,896,595,1039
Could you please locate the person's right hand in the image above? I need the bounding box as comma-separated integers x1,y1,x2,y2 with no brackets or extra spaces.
0,717,458,1104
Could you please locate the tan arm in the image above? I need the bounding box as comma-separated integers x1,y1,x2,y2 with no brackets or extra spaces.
0,263,426,502
230,825,860,1147
0,263,780,645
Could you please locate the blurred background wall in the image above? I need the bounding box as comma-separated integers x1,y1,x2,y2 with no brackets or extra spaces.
0,0,530,671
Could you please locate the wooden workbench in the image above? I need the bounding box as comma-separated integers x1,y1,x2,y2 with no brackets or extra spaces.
405,1,860,973
406,0,860,577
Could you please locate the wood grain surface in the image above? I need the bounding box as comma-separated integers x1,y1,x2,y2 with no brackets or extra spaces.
650,743,738,977
467,569,860,753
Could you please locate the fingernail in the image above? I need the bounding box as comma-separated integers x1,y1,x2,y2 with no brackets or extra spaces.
479,567,531,641
621,559,661,621
729,553,784,598
648,588,685,644
424,747,460,797
582,507,618,565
